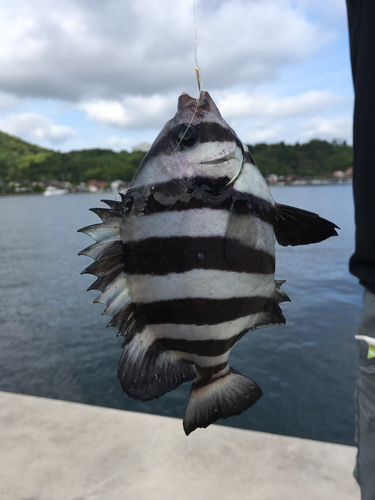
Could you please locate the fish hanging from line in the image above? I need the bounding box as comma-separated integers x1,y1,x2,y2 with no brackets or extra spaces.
79,91,338,435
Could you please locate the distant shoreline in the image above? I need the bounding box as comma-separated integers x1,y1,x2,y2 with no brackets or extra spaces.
0,180,353,197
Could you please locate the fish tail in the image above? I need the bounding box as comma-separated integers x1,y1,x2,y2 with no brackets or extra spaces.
183,366,262,436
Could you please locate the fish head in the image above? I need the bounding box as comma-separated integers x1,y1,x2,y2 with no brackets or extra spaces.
130,91,245,191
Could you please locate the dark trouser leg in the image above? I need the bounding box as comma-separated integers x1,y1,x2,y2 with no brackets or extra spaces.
354,289,375,500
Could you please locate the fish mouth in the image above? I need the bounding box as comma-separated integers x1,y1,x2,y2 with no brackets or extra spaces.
200,152,237,165
199,150,243,187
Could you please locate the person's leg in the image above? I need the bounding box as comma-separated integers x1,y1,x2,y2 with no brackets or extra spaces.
354,289,375,499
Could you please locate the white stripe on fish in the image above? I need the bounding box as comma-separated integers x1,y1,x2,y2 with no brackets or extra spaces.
126,270,275,302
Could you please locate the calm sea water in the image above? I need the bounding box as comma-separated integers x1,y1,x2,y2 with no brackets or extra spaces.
0,184,362,445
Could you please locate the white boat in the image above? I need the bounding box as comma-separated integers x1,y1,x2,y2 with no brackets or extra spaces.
43,186,69,196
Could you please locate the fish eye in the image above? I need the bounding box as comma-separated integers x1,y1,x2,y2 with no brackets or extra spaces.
175,124,198,148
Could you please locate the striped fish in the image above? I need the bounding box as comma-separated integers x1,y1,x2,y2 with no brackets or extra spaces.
79,91,338,435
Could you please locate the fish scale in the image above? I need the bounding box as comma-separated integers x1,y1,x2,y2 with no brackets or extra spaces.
79,91,338,435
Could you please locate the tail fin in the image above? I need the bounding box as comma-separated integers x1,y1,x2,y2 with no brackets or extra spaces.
183,367,262,436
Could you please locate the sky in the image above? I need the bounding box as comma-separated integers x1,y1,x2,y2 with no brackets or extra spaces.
0,0,354,153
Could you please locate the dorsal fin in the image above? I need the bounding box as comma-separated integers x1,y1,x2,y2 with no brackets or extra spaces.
274,203,339,247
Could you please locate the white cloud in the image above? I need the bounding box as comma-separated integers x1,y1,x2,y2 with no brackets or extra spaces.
0,0,353,151
105,135,131,151
300,116,353,142
79,94,176,129
197,0,333,90
77,89,347,134
0,113,76,145
235,114,353,146
246,124,285,144
213,90,353,146
217,90,344,120
0,0,337,102
293,0,347,25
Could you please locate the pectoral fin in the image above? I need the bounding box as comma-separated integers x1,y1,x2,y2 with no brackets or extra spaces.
274,203,339,247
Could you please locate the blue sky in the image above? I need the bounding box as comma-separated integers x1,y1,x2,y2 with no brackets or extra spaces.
0,0,353,152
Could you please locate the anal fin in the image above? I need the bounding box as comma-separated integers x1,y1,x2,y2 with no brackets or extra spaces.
118,335,196,401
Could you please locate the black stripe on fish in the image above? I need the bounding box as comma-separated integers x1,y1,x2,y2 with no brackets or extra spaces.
122,236,275,275
145,122,242,158
118,286,288,351
135,296,273,327
192,363,229,389
124,179,233,216
124,178,275,225
157,335,237,357
243,148,255,165
156,333,240,357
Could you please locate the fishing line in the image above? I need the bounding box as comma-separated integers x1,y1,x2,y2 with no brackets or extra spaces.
118,1,202,199
194,0,202,96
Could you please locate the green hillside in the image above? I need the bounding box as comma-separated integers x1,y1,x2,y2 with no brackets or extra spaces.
0,131,54,182
23,148,146,184
0,130,353,185
0,131,145,184
249,140,353,178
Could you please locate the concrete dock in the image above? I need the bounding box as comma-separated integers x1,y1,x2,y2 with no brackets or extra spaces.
0,390,359,500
